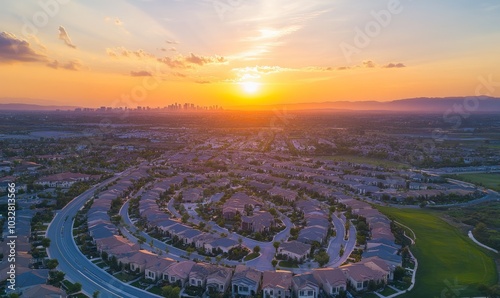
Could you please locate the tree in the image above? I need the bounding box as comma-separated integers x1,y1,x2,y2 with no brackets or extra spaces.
272,259,278,268
181,213,190,223
162,285,181,298
273,241,280,252
46,259,59,270
70,282,82,294
253,245,261,254
186,246,195,258
48,271,65,286
474,222,488,240
137,236,146,248
41,237,51,248
393,266,406,281
93,291,100,298
314,251,330,267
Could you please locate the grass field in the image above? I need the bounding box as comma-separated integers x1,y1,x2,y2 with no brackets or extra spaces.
319,155,409,169
452,173,500,192
377,206,498,298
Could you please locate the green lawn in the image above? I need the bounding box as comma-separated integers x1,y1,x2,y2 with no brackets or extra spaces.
452,173,500,192
379,286,398,296
147,286,163,295
114,272,139,282
377,206,498,298
130,280,148,289
244,252,259,261
278,260,299,268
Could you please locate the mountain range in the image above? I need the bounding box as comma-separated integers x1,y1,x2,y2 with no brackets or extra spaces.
1,96,500,112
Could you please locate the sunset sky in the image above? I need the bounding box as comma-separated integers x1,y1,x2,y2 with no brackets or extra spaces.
1,0,500,108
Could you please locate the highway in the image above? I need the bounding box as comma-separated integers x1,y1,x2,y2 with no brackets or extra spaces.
46,169,162,298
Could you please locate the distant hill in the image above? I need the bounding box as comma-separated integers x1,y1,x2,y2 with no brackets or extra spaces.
1,96,500,112
233,96,500,112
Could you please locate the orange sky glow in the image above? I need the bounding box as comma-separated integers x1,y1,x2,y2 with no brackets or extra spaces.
1,1,500,109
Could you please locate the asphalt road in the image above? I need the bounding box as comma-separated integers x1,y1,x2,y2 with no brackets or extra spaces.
46,169,162,298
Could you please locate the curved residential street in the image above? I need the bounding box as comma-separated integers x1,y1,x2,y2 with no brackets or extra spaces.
120,198,296,271
47,169,162,298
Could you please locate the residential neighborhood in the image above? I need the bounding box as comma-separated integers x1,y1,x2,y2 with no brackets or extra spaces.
0,110,498,297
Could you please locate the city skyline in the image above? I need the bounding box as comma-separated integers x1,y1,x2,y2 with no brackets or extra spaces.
1,0,500,108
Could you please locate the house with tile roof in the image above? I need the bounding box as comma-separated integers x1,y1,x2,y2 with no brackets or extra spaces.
162,260,196,287
292,273,319,298
278,241,311,263
312,268,347,297
206,266,233,294
262,270,293,298
231,265,262,297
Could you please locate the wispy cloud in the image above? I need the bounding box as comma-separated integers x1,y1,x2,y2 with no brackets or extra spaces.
47,59,83,71
383,62,406,68
58,26,77,49
159,53,226,68
130,70,152,77
106,47,155,59
104,17,129,34
336,60,407,70
0,32,47,63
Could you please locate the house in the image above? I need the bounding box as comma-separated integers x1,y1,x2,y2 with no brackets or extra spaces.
248,181,274,193
145,257,176,281
364,240,402,267
95,235,139,258
162,261,196,287
278,241,311,262
156,219,179,234
223,192,261,219
178,229,204,245
118,250,162,273
193,233,217,250
241,211,275,233
231,265,262,297
262,271,293,298
312,268,347,297
205,238,239,254
188,263,218,288
297,226,328,245
35,172,97,188
356,185,381,195
22,284,66,298
267,186,297,202
341,257,392,292
16,269,49,290
182,187,203,203
207,266,233,294
292,273,319,298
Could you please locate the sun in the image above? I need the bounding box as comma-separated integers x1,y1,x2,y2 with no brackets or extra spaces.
240,81,261,94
